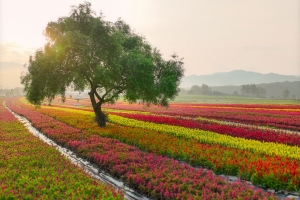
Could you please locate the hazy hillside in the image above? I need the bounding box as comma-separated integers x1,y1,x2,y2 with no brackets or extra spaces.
211,81,300,99
180,70,300,88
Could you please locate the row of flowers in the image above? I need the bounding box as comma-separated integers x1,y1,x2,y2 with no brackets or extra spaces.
16,100,300,160
5,99,280,199
33,98,300,141
112,112,300,146
0,100,124,199
13,100,300,191
48,97,300,110
107,114,300,160
27,97,300,131
101,102,300,131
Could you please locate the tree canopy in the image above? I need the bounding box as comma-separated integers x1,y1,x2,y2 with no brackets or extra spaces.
21,2,184,127
241,84,266,97
282,89,290,99
187,84,211,95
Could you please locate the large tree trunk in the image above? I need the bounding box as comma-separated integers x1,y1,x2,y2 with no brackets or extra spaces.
94,106,106,127
89,90,106,127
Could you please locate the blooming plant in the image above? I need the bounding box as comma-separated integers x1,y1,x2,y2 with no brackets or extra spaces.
9,98,300,192
0,100,124,199
5,99,281,199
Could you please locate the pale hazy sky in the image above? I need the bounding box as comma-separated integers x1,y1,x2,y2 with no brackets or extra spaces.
0,0,300,88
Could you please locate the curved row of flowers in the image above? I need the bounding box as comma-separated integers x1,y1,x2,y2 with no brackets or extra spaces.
101,102,300,131
5,99,280,199
112,112,300,146
0,100,124,199
108,114,300,160
33,97,300,131
13,100,300,191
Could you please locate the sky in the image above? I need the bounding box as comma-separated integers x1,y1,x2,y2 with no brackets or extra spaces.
0,0,300,88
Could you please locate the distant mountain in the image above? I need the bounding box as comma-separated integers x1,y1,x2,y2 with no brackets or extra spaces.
180,70,300,88
0,62,27,88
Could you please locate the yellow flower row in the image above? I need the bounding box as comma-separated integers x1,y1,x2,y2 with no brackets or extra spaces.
108,114,300,160
43,105,149,115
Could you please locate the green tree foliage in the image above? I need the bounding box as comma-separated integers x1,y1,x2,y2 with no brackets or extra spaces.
21,2,184,127
188,84,211,95
232,91,238,96
179,88,188,95
241,84,266,97
282,89,290,99
188,85,201,95
200,84,211,95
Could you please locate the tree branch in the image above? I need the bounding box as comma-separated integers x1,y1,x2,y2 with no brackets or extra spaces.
94,89,103,102
104,89,123,103
102,80,125,100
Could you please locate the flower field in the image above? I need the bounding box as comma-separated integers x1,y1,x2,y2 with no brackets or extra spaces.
4,98,282,199
112,113,300,147
45,98,300,131
10,98,300,195
0,100,124,199
103,102,300,131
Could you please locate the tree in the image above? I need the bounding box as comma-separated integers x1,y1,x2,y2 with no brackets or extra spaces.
245,85,250,96
282,89,290,99
188,85,201,95
188,84,212,95
250,84,257,96
178,88,188,95
200,84,211,95
241,85,246,96
241,84,251,96
21,2,184,127
256,87,266,97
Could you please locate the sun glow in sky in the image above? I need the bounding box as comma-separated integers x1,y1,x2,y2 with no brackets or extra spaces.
0,0,300,88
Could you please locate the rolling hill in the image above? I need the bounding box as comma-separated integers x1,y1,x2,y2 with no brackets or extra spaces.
180,70,300,88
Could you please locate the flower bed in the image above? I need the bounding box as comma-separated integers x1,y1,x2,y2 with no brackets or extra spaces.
5,99,279,199
0,100,123,199
101,102,300,131
11,99,300,192
20,97,300,130
112,112,300,146
107,114,300,160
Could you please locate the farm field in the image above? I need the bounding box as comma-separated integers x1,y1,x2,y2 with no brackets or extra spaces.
0,99,124,199
3,1,300,199
172,95,300,105
46,97,300,132
4,97,300,199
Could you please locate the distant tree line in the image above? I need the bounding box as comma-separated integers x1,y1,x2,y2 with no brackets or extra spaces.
179,81,299,99
0,87,24,97
179,84,227,96
240,84,266,97
282,88,290,99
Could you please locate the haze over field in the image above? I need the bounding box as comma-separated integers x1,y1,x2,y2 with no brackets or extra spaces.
1,0,299,89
